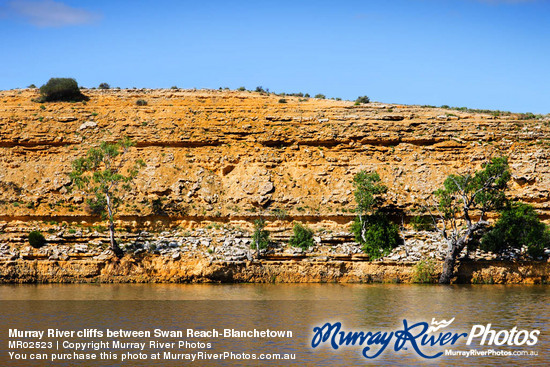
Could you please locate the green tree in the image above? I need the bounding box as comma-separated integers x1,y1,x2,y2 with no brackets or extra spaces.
69,138,144,256
351,212,401,259
431,157,511,284
353,171,386,216
352,170,401,259
410,215,435,231
38,78,87,102
289,222,314,250
251,218,270,257
481,202,550,258
355,95,370,104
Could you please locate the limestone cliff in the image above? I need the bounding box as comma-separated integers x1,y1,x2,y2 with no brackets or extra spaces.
1,88,548,224
1,255,548,284
0,88,549,283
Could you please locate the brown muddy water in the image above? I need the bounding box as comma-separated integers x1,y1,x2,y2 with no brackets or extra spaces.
0,284,548,366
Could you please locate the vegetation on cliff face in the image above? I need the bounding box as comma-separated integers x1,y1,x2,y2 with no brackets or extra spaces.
355,95,370,105
69,138,145,256
351,171,401,259
412,258,437,283
37,78,87,102
28,231,46,249
432,157,511,284
289,222,314,250
0,88,549,280
251,218,270,256
481,202,550,258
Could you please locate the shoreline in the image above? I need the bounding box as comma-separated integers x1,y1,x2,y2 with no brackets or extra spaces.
1,256,548,284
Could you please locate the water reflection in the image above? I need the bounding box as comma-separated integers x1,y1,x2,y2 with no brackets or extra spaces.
0,284,547,366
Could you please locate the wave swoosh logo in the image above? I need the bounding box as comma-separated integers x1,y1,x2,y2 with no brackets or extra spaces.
427,317,455,333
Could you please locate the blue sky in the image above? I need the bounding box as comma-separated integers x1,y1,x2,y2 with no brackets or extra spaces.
0,0,548,113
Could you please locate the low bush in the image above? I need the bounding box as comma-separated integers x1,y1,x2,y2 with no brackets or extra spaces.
351,212,401,259
481,202,550,258
271,208,288,220
412,258,436,283
290,92,304,97
278,98,287,103
410,215,435,231
289,222,314,250
355,95,370,104
149,197,165,215
38,78,87,102
517,112,538,120
314,94,325,99
98,83,110,89
255,86,268,94
251,219,270,250
136,99,148,106
28,231,46,248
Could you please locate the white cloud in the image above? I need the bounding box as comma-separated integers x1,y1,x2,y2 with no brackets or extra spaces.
8,0,100,27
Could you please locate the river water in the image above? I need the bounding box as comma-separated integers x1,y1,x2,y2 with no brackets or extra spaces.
0,284,548,366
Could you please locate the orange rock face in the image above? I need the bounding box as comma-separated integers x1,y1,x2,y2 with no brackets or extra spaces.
0,257,548,284
1,88,548,232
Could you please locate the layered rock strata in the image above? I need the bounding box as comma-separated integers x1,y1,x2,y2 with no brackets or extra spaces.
1,88,549,283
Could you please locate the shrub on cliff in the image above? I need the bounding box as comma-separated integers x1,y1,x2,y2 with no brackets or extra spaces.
351,213,401,259
351,170,402,259
136,99,148,106
355,95,370,104
28,231,46,248
289,222,314,250
37,78,87,102
481,202,550,258
251,219,270,254
412,259,437,283
98,83,110,89
410,215,435,231
255,86,269,94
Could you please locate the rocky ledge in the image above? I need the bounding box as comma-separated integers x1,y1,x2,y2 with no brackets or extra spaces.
1,227,548,284
1,256,548,284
